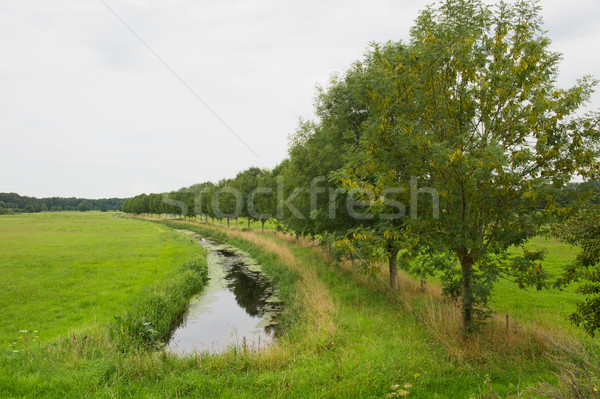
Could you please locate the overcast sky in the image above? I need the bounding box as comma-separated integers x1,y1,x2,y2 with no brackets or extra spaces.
1,0,599,199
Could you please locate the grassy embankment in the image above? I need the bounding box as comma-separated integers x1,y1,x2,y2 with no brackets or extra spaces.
0,212,594,397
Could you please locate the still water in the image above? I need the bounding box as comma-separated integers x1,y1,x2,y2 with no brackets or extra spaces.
166,232,282,354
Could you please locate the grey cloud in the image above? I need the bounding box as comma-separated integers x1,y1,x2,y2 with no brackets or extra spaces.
1,0,598,198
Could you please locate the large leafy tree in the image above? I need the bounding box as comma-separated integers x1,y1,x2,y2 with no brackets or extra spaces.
341,0,600,333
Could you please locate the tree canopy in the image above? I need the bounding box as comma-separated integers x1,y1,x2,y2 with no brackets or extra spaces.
338,0,600,333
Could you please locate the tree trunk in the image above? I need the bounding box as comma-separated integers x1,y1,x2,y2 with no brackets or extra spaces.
261,219,265,232
227,218,230,228
248,219,251,230
459,253,474,337
235,217,238,230
388,247,399,291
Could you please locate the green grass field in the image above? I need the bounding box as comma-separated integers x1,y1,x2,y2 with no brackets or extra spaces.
0,212,202,347
0,213,596,397
494,237,582,329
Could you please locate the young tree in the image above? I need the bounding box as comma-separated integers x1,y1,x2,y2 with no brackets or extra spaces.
249,169,276,232
231,167,263,230
133,195,149,215
285,63,374,239
148,193,164,216
188,182,216,222
77,201,92,212
214,179,239,228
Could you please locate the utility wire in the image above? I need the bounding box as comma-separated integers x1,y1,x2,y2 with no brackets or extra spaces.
98,0,260,159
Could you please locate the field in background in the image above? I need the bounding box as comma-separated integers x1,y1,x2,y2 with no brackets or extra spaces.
0,212,202,346
494,237,582,330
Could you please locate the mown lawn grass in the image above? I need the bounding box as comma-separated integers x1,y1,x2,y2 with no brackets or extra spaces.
0,212,202,346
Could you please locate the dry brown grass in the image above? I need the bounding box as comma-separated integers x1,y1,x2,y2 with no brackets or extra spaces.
212,227,335,335
316,249,549,362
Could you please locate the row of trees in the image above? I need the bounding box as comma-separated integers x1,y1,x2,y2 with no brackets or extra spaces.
124,0,600,336
122,167,278,232
0,193,125,214
286,0,600,335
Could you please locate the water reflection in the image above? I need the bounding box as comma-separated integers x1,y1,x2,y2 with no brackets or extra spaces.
166,234,282,355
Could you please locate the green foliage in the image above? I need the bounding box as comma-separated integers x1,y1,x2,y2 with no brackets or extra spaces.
557,203,600,336
284,66,373,238
230,167,264,222
336,0,600,333
0,192,124,213
117,0,600,338
188,181,217,220
76,201,91,212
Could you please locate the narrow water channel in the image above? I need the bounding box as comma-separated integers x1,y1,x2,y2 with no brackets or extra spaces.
166,232,282,355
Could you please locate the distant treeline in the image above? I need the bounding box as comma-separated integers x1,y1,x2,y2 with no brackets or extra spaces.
0,192,125,214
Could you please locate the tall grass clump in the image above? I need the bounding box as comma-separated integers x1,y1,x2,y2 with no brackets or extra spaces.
534,332,600,398
110,257,208,349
